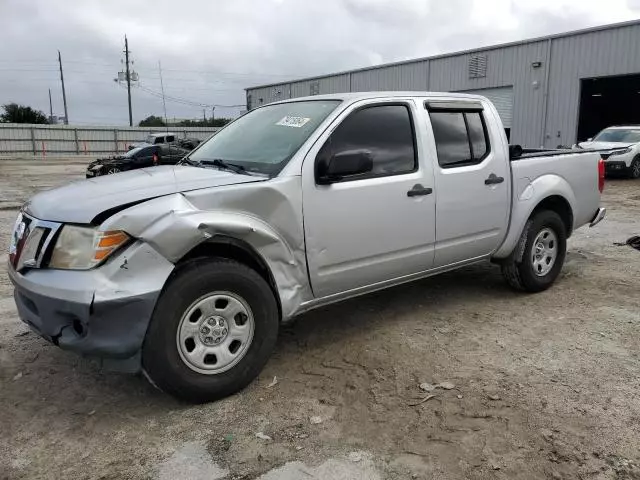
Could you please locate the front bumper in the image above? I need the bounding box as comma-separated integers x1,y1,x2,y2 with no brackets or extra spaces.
604,160,628,174
86,166,102,178
8,241,174,370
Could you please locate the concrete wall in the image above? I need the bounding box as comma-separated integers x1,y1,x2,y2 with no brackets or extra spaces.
246,20,640,148
0,125,220,156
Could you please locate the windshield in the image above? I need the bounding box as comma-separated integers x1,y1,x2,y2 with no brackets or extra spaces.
144,135,156,144
593,128,640,143
124,147,144,158
188,100,341,176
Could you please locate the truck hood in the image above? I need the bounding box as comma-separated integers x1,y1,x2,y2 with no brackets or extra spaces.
577,140,634,150
25,165,265,224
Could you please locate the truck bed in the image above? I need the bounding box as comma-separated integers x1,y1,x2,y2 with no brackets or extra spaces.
510,145,625,161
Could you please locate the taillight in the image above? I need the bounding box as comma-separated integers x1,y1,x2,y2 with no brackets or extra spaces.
598,157,605,193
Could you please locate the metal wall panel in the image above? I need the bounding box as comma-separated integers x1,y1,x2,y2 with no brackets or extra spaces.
430,41,548,146
351,61,429,92
460,86,514,128
545,23,640,147
246,21,640,147
291,74,350,97
248,84,291,108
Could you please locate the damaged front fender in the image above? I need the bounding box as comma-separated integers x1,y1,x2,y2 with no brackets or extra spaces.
99,177,312,320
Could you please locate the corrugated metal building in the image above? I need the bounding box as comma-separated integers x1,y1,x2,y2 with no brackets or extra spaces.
245,19,640,148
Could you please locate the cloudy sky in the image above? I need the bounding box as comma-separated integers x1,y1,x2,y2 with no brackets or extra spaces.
1,0,639,125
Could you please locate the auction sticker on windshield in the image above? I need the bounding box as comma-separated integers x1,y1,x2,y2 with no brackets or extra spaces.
276,116,311,128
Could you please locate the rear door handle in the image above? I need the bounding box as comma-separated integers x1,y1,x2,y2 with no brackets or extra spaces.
407,184,433,197
485,173,505,185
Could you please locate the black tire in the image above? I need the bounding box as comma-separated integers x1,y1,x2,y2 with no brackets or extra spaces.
629,156,640,179
142,258,279,403
501,210,567,293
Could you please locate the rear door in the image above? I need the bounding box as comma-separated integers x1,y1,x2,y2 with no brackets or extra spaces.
134,146,158,168
302,99,436,298
158,144,174,164
168,145,189,164
426,100,510,267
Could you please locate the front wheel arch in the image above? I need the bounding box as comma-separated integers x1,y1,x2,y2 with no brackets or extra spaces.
629,155,640,179
175,237,282,321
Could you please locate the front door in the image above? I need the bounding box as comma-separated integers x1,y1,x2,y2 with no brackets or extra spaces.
427,103,510,267
302,100,436,299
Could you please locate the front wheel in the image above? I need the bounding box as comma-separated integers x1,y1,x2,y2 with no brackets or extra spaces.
501,210,567,292
142,258,279,403
629,157,640,179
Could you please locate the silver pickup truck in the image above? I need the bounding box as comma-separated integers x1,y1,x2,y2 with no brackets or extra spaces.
8,92,606,402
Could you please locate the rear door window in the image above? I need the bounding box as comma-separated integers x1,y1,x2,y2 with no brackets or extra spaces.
429,110,490,168
159,144,172,156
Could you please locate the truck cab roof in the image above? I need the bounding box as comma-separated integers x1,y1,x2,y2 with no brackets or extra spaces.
269,91,486,105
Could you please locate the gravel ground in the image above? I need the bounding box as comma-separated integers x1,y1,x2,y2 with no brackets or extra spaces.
1,159,639,480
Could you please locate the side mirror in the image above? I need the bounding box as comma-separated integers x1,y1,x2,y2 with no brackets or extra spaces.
587,138,593,142
316,149,373,184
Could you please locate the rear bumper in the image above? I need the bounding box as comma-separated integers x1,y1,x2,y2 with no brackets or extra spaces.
589,207,606,228
8,241,174,370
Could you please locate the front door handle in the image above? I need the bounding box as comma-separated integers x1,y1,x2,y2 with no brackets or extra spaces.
407,184,433,197
485,173,505,185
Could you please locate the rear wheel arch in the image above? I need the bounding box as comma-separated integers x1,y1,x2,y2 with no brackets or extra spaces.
174,237,282,321
530,195,573,237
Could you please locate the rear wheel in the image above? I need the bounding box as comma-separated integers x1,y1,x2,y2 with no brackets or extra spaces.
142,258,279,403
629,156,640,179
501,210,567,292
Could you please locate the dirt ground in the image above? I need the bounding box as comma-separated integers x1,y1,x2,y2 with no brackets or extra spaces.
1,158,639,480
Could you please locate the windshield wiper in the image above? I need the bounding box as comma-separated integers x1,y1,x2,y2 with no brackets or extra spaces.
199,158,249,175
178,157,198,166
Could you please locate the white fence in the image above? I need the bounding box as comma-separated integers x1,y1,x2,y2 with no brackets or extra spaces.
0,124,221,156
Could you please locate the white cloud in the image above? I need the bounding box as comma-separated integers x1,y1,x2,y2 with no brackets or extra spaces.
0,0,638,124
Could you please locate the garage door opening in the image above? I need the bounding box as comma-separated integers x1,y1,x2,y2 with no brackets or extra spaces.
577,74,640,141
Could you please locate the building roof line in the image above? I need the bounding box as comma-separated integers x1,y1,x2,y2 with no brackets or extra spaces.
245,18,640,91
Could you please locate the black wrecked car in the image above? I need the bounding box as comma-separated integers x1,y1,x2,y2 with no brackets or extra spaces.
86,144,189,178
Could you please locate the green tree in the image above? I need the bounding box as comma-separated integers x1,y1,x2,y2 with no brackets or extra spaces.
1,103,49,124
175,118,232,127
139,115,166,127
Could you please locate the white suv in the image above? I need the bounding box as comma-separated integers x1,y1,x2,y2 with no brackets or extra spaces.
578,126,640,178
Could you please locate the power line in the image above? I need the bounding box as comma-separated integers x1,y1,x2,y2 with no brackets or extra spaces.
125,83,244,109
0,59,302,77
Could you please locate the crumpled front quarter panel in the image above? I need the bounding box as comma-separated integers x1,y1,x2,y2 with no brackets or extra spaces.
100,176,311,319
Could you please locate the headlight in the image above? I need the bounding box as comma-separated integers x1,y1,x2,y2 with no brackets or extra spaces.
609,147,632,156
49,226,130,270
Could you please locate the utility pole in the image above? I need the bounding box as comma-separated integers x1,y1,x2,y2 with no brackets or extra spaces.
158,61,168,131
124,36,133,126
48,88,53,123
57,50,69,124
203,108,206,123
211,106,215,124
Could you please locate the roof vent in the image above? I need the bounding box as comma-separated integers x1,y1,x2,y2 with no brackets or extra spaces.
469,55,488,79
